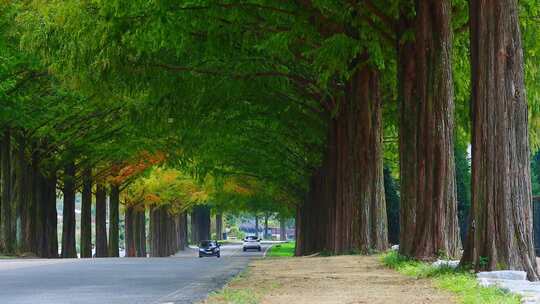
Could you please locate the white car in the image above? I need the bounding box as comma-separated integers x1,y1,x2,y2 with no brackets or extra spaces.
243,236,262,252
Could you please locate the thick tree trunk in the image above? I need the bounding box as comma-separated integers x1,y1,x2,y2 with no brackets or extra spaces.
134,208,146,257
125,206,136,257
108,184,120,257
333,66,388,254
215,212,223,240
398,0,460,259
150,206,172,257
280,217,287,241
397,10,418,257
296,66,388,255
263,213,269,240
150,207,158,256
461,0,539,280
254,215,259,238
178,212,188,250
412,0,459,259
34,164,48,258
80,167,92,258
95,183,108,257
61,161,77,258
27,150,38,254
191,205,210,243
14,133,31,253
45,171,58,258
1,129,14,254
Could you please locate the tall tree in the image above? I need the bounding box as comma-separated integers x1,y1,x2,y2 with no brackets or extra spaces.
399,0,460,259
462,0,539,280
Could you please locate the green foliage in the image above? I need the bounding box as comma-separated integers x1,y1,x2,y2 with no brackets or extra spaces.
267,242,295,257
3,0,540,230
382,251,520,304
384,166,400,244
455,142,471,241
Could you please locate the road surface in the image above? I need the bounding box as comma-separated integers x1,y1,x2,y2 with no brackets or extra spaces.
0,243,270,304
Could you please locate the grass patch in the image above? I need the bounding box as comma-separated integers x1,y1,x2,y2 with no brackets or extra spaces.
0,255,17,259
204,270,273,304
382,251,520,304
266,242,295,257
208,288,260,304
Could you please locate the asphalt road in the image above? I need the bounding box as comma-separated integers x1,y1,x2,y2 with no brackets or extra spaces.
0,243,270,304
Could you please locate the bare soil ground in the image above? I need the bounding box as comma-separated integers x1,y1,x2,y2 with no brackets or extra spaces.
206,255,456,304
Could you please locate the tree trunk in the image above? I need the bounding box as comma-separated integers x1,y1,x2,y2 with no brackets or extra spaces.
398,0,460,259
125,206,136,257
61,161,77,258
280,217,287,241
191,205,210,243
80,167,92,258
45,171,58,258
263,213,269,240
108,184,120,257
333,66,388,254
215,212,223,240
95,183,108,257
413,0,459,259
397,7,418,258
461,0,539,280
150,206,171,257
178,212,188,250
1,129,14,254
254,215,259,238
27,149,38,254
14,133,31,253
296,66,387,255
150,207,158,256
134,208,147,257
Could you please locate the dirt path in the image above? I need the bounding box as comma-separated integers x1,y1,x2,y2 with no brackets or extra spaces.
208,255,456,304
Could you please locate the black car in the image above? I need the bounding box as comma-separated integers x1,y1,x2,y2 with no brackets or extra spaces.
198,240,221,258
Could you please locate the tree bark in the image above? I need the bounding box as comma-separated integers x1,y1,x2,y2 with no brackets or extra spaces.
178,212,188,250
398,0,460,259
134,208,146,257
14,133,31,253
95,183,108,257
1,129,14,254
191,205,210,243
296,66,388,255
413,0,459,259
254,215,259,238
27,149,38,254
397,7,418,258
263,213,270,239
461,0,539,280
108,184,120,257
45,171,58,258
61,161,77,258
280,217,287,241
215,212,223,240
80,167,92,258
125,206,136,257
